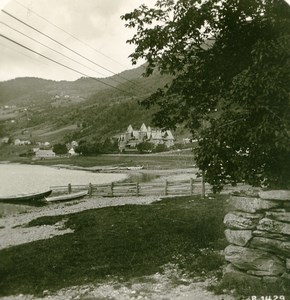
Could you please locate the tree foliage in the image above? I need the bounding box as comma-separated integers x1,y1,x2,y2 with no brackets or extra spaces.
122,0,290,191
137,141,155,153
53,143,68,155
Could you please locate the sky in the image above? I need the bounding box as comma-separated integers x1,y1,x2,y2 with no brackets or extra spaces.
1,0,290,82
0,0,156,81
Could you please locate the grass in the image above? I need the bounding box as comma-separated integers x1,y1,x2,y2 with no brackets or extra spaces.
0,194,228,297
0,152,195,169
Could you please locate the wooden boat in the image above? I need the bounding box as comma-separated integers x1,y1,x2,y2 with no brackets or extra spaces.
127,166,144,170
0,190,52,202
45,190,88,202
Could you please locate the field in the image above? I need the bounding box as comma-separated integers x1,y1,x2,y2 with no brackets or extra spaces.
0,150,196,169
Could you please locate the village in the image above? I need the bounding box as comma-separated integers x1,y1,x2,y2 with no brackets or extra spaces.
0,122,195,159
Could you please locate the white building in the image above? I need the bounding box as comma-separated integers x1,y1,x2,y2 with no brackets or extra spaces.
35,149,56,158
118,123,175,152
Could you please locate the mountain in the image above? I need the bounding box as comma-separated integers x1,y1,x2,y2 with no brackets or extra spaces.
0,65,179,146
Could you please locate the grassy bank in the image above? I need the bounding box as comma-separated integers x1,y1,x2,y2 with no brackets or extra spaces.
0,195,228,297
0,152,195,169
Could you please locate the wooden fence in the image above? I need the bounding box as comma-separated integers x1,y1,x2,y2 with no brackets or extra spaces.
50,178,211,198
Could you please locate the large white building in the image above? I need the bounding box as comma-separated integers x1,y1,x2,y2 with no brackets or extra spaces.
118,123,174,152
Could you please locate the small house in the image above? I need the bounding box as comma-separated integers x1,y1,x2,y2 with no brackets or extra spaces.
35,149,56,158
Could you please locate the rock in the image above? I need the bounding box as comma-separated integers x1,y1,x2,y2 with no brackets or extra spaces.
283,202,290,212
229,196,280,213
266,211,290,223
286,259,290,270
224,229,253,246
253,230,290,242
247,270,277,276
223,264,262,283
281,272,290,280
257,218,290,236
259,190,290,201
249,237,290,257
224,212,262,230
262,276,280,284
224,245,285,276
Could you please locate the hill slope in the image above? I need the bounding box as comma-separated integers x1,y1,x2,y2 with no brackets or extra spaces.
0,66,179,145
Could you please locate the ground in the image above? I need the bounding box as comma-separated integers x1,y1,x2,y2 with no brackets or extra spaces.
0,167,236,300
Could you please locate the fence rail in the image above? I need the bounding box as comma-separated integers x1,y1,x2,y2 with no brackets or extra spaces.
50,178,211,198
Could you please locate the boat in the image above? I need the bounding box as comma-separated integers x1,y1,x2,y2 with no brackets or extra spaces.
127,166,144,170
45,190,88,202
0,190,52,203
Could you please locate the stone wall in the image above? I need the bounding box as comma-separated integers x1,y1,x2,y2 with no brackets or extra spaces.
224,190,290,285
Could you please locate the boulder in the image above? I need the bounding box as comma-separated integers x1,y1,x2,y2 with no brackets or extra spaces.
224,212,262,230
286,259,290,270
257,218,290,236
259,190,290,201
262,276,281,285
224,229,252,246
284,202,290,212
281,272,290,280
249,237,290,258
230,196,280,213
223,263,262,284
225,245,285,276
266,211,290,223
253,230,290,242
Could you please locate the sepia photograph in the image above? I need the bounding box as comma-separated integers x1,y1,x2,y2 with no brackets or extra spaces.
0,0,290,299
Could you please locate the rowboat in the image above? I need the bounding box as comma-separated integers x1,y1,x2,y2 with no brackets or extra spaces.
127,166,144,170
0,190,52,202
45,191,88,202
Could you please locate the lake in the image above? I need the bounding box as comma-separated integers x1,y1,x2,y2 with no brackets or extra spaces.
0,163,127,216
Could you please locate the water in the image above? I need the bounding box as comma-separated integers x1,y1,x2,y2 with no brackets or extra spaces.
0,163,127,216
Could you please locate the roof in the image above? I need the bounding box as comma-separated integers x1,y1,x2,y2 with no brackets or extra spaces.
140,123,147,132
163,130,174,140
127,125,133,133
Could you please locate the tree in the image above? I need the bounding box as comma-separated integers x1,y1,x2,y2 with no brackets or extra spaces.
53,143,68,155
122,0,290,191
137,141,154,153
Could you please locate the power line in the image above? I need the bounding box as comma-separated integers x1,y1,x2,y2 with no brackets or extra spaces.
0,41,50,66
13,0,132,70
1,9,146,91
0,20,127,85
0,34,136,96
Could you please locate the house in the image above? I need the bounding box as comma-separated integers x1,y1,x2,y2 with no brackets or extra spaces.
14,139,31,146
68,148,78,156
118,123,175,152
1,137,9,144
35,149,56,158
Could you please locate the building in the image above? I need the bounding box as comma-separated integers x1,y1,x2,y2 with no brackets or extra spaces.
68,148,78,156
14,139,31,146
1,137,9,144
35,149,56,158
118,123,174,152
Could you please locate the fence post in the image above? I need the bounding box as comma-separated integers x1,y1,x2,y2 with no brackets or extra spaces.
164,179,168,196
111,182,114,197
136,181,139,197
68,183,72,194
88,183,93,198
190,178,194,195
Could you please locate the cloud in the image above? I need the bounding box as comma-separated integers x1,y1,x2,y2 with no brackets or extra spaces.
0,0,157,81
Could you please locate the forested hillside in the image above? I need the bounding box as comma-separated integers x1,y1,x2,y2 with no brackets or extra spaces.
0,65,178,145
